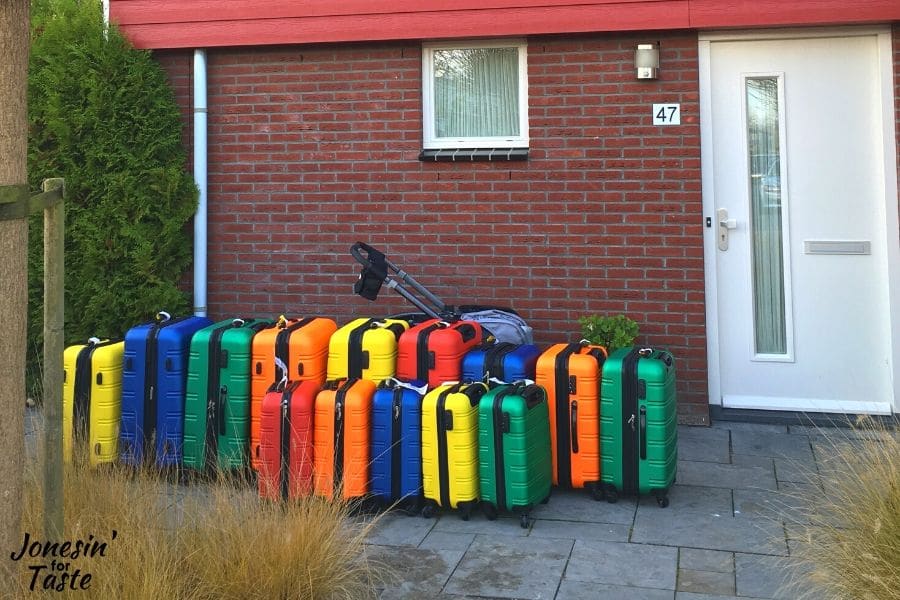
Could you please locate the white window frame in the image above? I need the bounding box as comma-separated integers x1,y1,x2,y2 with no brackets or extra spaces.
422,39,529,150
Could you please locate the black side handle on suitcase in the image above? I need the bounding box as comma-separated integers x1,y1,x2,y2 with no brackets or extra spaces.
218,386,227,436
522,385,545,410
639,406,647,460
455,323,477,343
570,400,579,454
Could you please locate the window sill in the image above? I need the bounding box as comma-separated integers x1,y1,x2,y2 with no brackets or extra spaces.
418,148,529,162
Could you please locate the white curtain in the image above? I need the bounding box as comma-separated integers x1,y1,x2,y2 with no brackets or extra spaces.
433,47,519,138
746,77,786,355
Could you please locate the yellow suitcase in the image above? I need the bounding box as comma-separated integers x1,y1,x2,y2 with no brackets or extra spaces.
63,338,125,467
326,318,409,382
421,382,488,520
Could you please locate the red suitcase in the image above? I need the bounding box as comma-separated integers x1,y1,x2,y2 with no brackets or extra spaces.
396,319,483,387
258,380,318,501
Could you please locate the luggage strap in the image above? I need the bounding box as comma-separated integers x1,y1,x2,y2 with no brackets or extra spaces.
333,379,356,495
391,387,403,501
435,384,462,509
275,317,316,380
347,320,376,378
491,387,515,511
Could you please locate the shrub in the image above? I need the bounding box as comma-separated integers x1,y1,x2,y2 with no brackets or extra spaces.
578,314,639,351
20,443,386,599
782,417,900,600
27,0,197,396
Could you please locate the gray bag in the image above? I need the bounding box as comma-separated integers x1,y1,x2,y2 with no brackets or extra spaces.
460,309,534,345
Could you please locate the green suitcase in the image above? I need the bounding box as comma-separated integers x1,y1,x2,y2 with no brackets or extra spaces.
600,347,677,507
183,317,275,472
478,383,553,528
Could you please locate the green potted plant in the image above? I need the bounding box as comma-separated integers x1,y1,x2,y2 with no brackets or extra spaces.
578,314,639,352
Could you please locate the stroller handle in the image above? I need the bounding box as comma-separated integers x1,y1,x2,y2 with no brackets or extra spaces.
350,241,449,315
350,241,379,266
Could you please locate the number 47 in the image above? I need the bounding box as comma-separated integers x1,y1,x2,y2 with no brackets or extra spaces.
656,105,678,122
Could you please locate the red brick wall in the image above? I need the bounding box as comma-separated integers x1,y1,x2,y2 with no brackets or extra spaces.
155,32,709,423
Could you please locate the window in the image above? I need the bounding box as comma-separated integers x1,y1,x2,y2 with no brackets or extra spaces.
422,40,529,153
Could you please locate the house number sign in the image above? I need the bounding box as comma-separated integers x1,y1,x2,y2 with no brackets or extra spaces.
652,103,681,125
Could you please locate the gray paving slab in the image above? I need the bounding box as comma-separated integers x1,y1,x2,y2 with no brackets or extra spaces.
678,548,734,574
675,593,769,600
557,580,675,600
564,540,678,590
367,544,465,600
418,530,476,552
773,456,818,483
734,552,799,599
528,488,637,525
366,511,436,547
638,485,733,516
431,514,531,537
632,505,788,556
676,569,735,596
676,460,777,491
730,431,814,462
732,487,810,525
527,519,630,542
730,454,773,468
444,534,572,600
677,426,731,463
711,421,787,435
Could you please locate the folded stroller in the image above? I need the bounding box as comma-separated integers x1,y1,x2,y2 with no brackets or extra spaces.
351,242,534,345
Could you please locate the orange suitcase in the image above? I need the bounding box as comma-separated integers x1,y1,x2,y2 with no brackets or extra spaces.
250,315,337,469
535,342,608,497
313,378,375,501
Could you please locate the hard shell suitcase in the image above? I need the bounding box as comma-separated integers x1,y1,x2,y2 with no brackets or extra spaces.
370,378,428,509
250,315,337,469
396,319,483,387
183,317,275,472
461,341,542,383
120,312,213,467
600,347,677,507
63,338,125,467
421,382,489,520
326,318,409,383
313,378,376,501
535,342,608,497
478,383,553,528
258,379,319,501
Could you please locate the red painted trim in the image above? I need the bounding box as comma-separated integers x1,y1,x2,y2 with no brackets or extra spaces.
109,0,900,49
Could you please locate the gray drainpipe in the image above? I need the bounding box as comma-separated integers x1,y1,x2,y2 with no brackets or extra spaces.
193,49,208,317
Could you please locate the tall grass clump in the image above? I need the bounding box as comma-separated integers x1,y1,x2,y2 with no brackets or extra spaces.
784,416,899,600
19,446,386,599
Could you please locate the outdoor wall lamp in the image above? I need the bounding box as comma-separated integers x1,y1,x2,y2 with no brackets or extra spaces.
635,43,660,79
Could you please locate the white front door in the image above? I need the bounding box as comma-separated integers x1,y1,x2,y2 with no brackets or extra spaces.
701,29,899,414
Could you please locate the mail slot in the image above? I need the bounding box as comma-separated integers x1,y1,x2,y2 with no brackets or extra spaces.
803,241,871,255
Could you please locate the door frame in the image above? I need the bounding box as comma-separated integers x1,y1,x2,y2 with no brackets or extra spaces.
699,26,900,414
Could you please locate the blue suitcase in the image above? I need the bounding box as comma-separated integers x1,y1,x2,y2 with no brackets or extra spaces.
120,312,213,466
461,342,542,383
370,378,427,510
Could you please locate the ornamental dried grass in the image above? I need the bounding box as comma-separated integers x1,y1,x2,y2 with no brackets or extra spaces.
782,416,900,600
19,440,387,599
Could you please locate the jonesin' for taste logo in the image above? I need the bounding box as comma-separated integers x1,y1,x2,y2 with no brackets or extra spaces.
10,530,117,592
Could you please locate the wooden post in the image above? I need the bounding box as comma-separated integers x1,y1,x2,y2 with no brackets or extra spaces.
42,177,64,538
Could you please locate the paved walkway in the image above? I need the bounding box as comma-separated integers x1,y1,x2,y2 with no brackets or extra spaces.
365,421,830,600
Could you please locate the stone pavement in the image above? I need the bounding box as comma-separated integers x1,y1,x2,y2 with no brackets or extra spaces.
364,421,832,600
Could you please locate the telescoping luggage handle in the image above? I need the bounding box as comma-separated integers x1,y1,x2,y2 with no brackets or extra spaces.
351,242,449,321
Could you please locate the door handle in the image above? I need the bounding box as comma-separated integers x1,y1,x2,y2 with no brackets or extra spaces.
717,208,738,251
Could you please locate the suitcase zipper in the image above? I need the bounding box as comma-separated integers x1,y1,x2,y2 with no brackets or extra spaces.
391,387,403,501
205,323,231,471
553,344,581,487
347,320,375,378
416,322,442,382
143,314,190,462
435,384,461,509
492,388,512,511
621,348,641,495
484,342,515,381
274,318,316,381
333,379,354,496
279,382,295,501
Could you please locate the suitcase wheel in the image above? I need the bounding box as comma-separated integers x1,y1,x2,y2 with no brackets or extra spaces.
655,492,670,508
588,484,605,502
519,514,531,529
605,485,619,504
421,503,437,519
459,503,473,521
482,502,498,521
